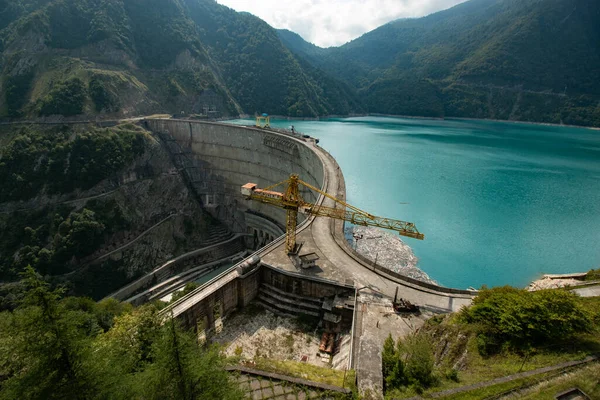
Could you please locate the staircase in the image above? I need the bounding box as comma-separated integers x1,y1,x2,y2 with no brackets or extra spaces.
256,283,323,318
200,224,234,247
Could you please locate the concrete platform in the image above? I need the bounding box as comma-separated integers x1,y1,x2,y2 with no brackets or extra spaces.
572,285,600,297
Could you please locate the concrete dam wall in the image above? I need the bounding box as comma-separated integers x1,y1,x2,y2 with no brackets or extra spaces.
144,119,324,246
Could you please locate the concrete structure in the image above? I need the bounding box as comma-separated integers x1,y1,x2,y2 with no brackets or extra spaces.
171,262,355,341
107,234,246,303
142,119,477,398
145,119,323,247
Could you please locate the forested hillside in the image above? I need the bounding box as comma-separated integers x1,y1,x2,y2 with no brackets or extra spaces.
0,267,242,400
0,0,360,119
1,0,598,125
0,123,214,305
282,0,600,127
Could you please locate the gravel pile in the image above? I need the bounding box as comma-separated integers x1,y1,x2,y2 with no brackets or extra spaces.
348,226,437,285
213,310,327,366
526,277,582,291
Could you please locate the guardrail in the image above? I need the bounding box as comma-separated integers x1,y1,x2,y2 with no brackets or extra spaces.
106,234,246,301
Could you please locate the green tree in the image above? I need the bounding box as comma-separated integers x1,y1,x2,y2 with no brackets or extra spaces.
169,282,200,304
66,208,106,257
93,305,163,399
0,266,100,400
4,72,34,117
386,339,407,390
382,333,435,393
382,334,396,379
39,78,87,116
134,314,244,400
0,267,239,399
96,304,162,375
459,287,592,354
403,334,436,389
89,75,120,112
93,297,133,332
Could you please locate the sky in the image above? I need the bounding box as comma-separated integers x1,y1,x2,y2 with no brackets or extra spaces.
216,0,468,48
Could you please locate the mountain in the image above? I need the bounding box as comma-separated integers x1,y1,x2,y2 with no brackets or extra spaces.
283,0,600,127
1,0,598,126
277,29,326,61
0,0,362,119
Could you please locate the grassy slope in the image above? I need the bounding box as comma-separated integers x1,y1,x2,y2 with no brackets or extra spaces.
253,358,356,390
443,363,600,400
389,296,600,399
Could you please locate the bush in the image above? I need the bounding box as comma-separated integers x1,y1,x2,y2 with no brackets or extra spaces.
383,334,406,390
4,72,34,117
381,333,436,393
585,269,600,281
89,75,120,112
169,282,199,304
445,368,459,382
39,78,87,116
382,334,396,378
0,125,146,202
403,334,436,388
459,287,592,354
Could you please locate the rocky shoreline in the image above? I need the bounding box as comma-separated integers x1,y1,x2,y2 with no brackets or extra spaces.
526,272,591,291
347,226,437,286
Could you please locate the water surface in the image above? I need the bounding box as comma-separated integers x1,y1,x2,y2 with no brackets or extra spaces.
228,117,600,289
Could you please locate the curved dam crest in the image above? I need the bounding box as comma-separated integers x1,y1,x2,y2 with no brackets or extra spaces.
228,117,600,289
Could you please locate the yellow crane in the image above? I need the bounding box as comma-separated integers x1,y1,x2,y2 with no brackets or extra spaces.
241,174,424,254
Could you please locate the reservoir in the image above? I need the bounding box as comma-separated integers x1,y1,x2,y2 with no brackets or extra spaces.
228,117,600,289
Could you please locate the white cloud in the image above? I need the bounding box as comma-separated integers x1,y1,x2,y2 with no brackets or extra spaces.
216,0,468,47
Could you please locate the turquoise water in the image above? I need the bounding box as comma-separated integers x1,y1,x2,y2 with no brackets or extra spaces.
228,117,600,289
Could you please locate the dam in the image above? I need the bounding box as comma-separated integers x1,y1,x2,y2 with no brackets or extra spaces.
136,118,475,396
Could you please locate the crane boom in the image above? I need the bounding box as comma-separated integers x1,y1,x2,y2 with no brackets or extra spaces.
301,204,424,239
241,174,424,254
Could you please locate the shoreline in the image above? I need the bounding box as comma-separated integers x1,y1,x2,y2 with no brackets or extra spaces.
224,113,600,131
1,112,597,131
448,116,600,131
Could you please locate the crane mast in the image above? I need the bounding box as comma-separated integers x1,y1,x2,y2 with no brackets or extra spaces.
241,174,424,254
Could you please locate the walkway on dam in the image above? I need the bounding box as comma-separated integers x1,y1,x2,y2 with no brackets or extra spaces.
163,120,474,318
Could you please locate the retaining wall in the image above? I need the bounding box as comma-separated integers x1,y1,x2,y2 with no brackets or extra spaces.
175,263,354,333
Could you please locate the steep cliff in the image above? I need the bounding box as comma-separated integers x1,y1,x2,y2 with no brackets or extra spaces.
0,122,221,305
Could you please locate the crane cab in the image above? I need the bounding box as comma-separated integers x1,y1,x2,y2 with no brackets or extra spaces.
241,183,257,197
